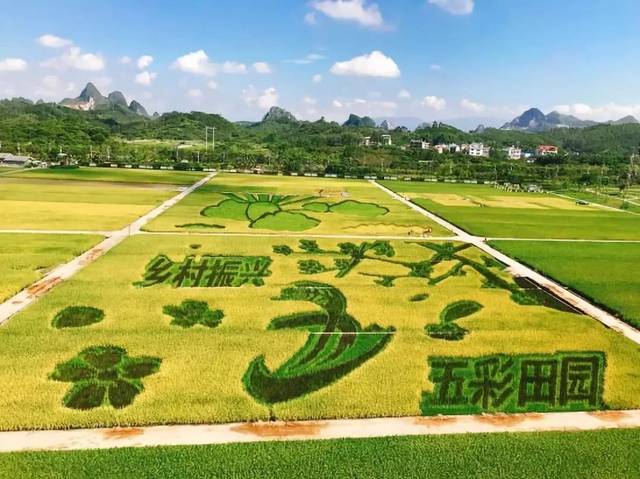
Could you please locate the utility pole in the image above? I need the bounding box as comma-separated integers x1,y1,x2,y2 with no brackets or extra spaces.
205,126,216,154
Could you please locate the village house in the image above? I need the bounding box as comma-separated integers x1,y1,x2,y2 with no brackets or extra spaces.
0,153,33,167
409,139,430,150
381,134,392,146
503,146,522,160
536,145,559,156
468,143,491,157
433,144,447,154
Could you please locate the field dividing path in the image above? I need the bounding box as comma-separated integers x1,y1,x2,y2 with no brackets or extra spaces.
0,172,217,326
372,181,640,346
1,409,639,453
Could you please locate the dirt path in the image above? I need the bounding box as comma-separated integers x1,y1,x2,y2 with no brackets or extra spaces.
0,409,638,453
0,173,216,326
371,181,640,346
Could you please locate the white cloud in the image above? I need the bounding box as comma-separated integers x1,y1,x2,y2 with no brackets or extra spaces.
428,0,474,15
312,73,323,83
137,55,153,70
461,98,485,113
207,80,218,90
35,75,75,98
38,34,72,49
243,86,279,109
286,53,326,65
303,96,317,105
187,88,203,98
221,61,247,74
120,56,132,64
553,102,640,122
172,50,216,76
172,50,247,76
304,12,317,24
135,70,157,87
422,95,446,110
429,64,442,71
330,50,400,78
398,89,411,99
253,62,271,74
310,0,384,27
0,58,27,72
332,99,344,108
42,47,105,71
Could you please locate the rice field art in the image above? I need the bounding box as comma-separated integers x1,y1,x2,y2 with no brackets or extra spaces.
1,232,639,431
200,191,389,231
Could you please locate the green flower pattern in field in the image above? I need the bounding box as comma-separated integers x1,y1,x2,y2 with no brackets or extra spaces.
243,281,395,404
163,300,224,328
200,193,388,231
49,346,161,410
425,300,483,341
51,306,104,329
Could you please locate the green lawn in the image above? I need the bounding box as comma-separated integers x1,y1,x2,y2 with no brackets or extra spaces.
381,181,640,240
490,241,640,329
5,167,206,185
0,178,180,230
0,234,638,431
145,173,450,236
2,429,639,478
0,234,102,302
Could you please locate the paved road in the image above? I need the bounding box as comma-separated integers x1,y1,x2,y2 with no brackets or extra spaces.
1,409,638,453
371,181,640,346
0,173,216,326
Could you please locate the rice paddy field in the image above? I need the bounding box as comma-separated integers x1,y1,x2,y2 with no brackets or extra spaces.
381,180,640,240
3,429,639,478
0,233,102,302
1,171,639,476
0,232,638,431
4,167,207,185
144,173,450,236
0,176,181,231
491,241,640,329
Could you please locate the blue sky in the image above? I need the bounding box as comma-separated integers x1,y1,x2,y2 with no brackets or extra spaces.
1,0,639,128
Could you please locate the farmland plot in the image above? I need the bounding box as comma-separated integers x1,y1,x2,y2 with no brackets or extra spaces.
491,241,640,329
0,177,181,231
0,233,102,302
0,234,638,431
4,167,206,185
144,173,449,236
381,180,640,240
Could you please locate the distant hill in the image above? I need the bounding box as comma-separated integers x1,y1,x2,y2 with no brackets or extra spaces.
262,106,297,123
609,115,639,125
60,82,148,117
374,116,425,131
343,114,376,128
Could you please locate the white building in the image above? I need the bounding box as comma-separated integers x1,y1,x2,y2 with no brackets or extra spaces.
448,143,461,153
504,146,522,160
409,139,430,150
381,134,392,146
361,136,371,147
433,144,447,154
468,143,491,157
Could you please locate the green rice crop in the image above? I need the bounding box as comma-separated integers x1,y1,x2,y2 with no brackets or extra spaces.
2,429,639,478
490,240,640,328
